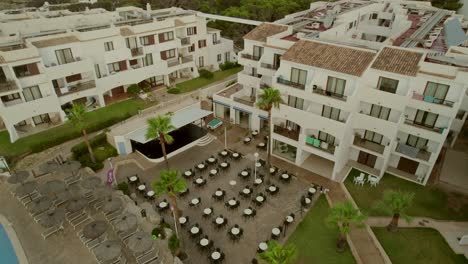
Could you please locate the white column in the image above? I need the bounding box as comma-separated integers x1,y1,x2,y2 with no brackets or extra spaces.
97,94,106,107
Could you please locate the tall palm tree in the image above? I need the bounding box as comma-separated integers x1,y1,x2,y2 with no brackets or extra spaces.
152,169,187,239
256,88,284,176
326,201,367,252
146,114,175,169
258,240,296,264
374,190,414,232
66,103,96,163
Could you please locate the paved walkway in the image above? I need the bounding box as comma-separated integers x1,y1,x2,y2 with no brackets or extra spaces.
367,216,468,258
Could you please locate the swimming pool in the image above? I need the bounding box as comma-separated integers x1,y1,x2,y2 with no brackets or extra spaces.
0,224,19,264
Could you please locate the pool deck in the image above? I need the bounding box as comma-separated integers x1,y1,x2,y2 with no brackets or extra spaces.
0,214,28,264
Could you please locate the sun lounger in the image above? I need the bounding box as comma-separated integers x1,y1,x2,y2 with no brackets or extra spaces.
106,210,122,221
71,214,91,229
67,211,84,221
41,223,64,240
54,197,67,207
87,238,103,249
137,251,159,264
120,229,137,241
135,248,154,259
94,200,105,210
22,192,40,206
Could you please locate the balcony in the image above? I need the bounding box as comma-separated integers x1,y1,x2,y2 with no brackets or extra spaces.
312,86,347,101
240,53,261,61
167,55,193,67
411,92,454,108
233,96,255,107
54,80,97,97
178,37,190,46
395,143,431,162
131,47,144,57
276,77,305,90
274,125,299,141
213,40,222,45
0,80,18,93
404,119,444,134
260,63,279,70
353,137,385,154
305,136,335,154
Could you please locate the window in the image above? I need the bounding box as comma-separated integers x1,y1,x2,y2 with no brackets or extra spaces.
158,31,174,42
253,45,263,60
364,130,383,144
125,37,138,49
143,54,153,66
348,22,353,30
198,40,206,48
22,86,42,102
318,131,335,145
198,56,204,67
290,68,307,85
189,44,195,53
370,104,390,120
406,135,428,149
13,63,39,78
326,77,346,96
1,93,20,102
95,64,102,78
424,82,449,103
225,52,230,62
140,35,155,46
32,114,50,125
108,61,127,72
160,49,176,60
288,96,304,110
377,77,398,93
217,54,222,62
212,34,218,44
55,48,74,65
187,27,197,36
414,110,438,128
370,13,378,19
104,41,114,51
322,105,341,121
65,74,82,83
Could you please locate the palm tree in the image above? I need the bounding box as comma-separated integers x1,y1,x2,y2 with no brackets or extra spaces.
258,240,296,264
256,88,284,177
146,114,175,169
152,169,187,239
66,103,96,163
326,201,367,252
374,190,414,232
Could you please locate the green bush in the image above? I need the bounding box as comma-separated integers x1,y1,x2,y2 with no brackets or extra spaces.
71,132,117,171
117,182,130,195
199,69,214,79
71,133,108,159
77,154,104,171
219,61,240,71
168,234,180,254
127,84,141,98
167,87,181,94
152,227,167,239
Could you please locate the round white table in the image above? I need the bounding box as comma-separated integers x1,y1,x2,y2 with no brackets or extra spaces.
196,178,204,184
309,187,316,194
269,186,277,192
231,227,240,235
241,171,248,176
146,191,155,197
221,162,228,168
256,196,264,202
259,242,268,251
190,226,200,234
200,238,209,247
129,176,138,182
242,188,251,194
286,215,294,223
179,217,187,224
210,169,217,175
159,201,168,208
281,174,289,179
220,151,228,156
208,158,215,163
229,180,236,186
305,197,311,204
184,171,192,177
228,199,236,206
252,131,258,136
203,208,212,215
232,153,239,158
255,162,262,168
215,191,223,197
244,137,251,142
138,185,146,191
244,208,252,215
197,164,205,169
191,198,200,205
215,217,224,225
272,227,281,236
211,251,221,260
258,142,265,147
255,178,262,184
270,167,275,173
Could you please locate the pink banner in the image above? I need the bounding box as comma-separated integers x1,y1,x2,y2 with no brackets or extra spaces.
107,169,114,186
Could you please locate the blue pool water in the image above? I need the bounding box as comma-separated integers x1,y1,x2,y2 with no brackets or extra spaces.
0,224,19,264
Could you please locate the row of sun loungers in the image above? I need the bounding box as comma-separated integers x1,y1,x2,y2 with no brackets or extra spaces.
41,223,64,240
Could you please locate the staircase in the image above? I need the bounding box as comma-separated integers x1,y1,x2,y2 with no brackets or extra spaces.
197,134,216,146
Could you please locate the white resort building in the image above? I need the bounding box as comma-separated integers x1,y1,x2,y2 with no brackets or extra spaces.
0,5,235,142
213,0,468,185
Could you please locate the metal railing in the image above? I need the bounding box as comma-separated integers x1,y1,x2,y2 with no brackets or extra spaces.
312,86,347,101
404,119,444,134
179,37,190,46
261,63,279,70
412,92,454,107
240,53,261,61
233,96,255,106
353,137,385,154
395,143,431,162
276,77,305,90
305,138,336,154
213,40,222,45
55,80,97,97
131,47,144,57
0,80,18,93
274,125,299,141
167,55,193,67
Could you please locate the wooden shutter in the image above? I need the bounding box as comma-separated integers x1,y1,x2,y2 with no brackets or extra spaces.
65,73,82,83
160,51,167,60
158,33,164,43
148,35,155,45
119,61,127,71
27,63,39,75
194,27,197,34
129,59,138,66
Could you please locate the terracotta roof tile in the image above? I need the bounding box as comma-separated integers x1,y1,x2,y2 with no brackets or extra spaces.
31,36,79,48
282,40,376,76
371,47,422,76
244,23,288,42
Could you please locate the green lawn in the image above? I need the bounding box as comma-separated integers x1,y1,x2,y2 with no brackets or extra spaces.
0,99,155,161
344,169,468,221
287,197,356,264
373,228,467,264
175,66,242,93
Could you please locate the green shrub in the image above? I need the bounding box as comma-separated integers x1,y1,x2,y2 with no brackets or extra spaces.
168,234,180,254
152,226,167,239
71,132,117,171
127,84,141,98
71,133,108,159
219,61,240,71
117,182,130,195
167,87,181,94
199,69,214,79
77,154,104,171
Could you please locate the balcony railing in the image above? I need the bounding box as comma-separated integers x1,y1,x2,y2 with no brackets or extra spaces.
395,143,431,162
412,92,454,107
305,136,335,154
233,96,255,106
167,55,193,67
261,63,279,70
213,40,222,45
312,86,347,101
179,37,190,46
0,80,18,93
353,137,385,154
404,119,445,134
274,125,299,141
46,57,82,67
276,77,305,90
241,53,261,61
131,47,144,57
55,80,97,97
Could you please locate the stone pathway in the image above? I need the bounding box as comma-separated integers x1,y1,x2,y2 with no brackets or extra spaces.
367,216,468,258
